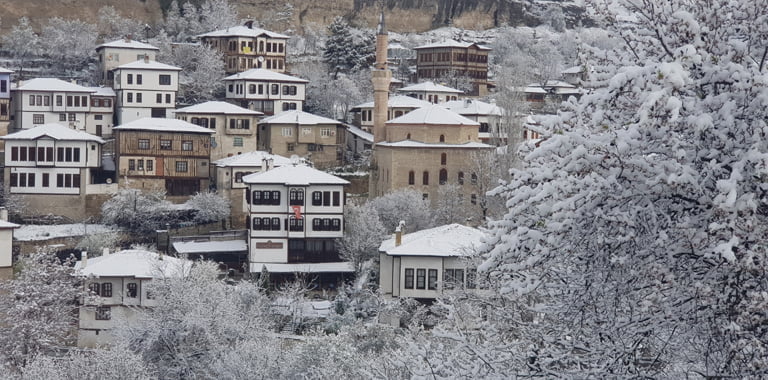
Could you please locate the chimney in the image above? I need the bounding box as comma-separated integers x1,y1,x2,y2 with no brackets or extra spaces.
0,207,7,222
144,55,150,64
125,35,132,43
81,251,88,268
395,227,402,247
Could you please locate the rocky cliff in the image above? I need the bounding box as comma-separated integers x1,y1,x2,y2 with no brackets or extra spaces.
0,0,587,35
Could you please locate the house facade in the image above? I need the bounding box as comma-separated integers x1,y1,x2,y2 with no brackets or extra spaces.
243,164,353,286
112,58,181,124
350,95,431,132
0,208,19,269
1,124,106,220
0,67,12,154
414,40,491,97
75,249,191,348
257,110,345,169
113,118,214,197
379,223,483,299
175,101,263,161
197,22,289,74
397,81,463,104
442,99,504,145
223,69,307,116
10,78,99,132
95,38,159,85
84,87,116,137
212,151,291,228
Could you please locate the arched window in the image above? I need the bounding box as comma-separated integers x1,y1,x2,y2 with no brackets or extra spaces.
458,171,464,185
440,153,447,165
422,171,429,185
395,111,403,117
439,134,445,142
406,133,411,140
471,173,478,185
439,169,448,185
408,171,415,185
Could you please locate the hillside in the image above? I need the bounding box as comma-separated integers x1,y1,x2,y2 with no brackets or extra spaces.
0,0,588,35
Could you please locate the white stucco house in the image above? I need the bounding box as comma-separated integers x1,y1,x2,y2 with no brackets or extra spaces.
349,95,431,132
379,223,485,300
75,249,192,348
175,101,264,161
397,81,463,104
113,58,181,124
0,208,19,269
11,78,100,132
223,69,308,116
96,37,159,85
441,99,504,144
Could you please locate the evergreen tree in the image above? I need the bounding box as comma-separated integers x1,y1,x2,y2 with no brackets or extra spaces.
322,17,373,78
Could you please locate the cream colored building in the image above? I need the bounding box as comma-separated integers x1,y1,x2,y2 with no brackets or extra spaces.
223,69,307,116
95,38,159,85
350,95,431,132
397,81,463,104
258,110,346,169
197,22,289,75
442,99,504,145
175,101,264,162
113,58,181,124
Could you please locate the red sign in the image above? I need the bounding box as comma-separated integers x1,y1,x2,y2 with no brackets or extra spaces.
291,205,302,219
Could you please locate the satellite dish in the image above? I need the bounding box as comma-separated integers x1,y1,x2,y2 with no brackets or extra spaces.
257,56,265,62
290,154,300,166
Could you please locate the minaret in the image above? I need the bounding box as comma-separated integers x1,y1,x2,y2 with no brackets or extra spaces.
371,12,391,143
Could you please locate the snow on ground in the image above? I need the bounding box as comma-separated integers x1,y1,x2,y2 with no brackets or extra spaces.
15,224,120,241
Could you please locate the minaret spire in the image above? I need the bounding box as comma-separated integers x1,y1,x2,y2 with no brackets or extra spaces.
372,11,391,144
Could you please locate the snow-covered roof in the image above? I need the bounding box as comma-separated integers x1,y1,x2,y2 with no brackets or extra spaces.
223,68,308,83
86,86,116,97
15,78,96,93
176,101,264,116
442,99,502,116
242,164,350,186
0,220,20,229
523,86,548,94
352,95,432,110
97,38,160,51
399,81,463,94
75,250,192,279
379,223,485,257
115,59,182,71
113,118,215,134
250,261,354,273
197,25,289,39
213,151,292,168
2,123,105,143
376,140,493,149
15,224,117,241
346,125,373,142
0,67,13,74
386,104,479,126
413,40,491,51
259,110,341,126
173,240,248,254
561,65,583,74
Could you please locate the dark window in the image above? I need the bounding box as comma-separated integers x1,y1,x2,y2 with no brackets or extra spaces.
439,135,445,142
404,268,414,289
440,153,447,165
416,269,426,289
129,159,136,170
272,217,280,230
428,269,438,290
439,169,448,185
408,171,415,185
289,189,304,206
10,147,17,161
423,171,429,185
33,114,44,124
159,74,171,85
160,140,172,150
471,173,478,185
332,218,341,231
176,161,188,172
127,93,133,103
127,74,133,84
156,93,162,103
136,92,142,103
467,269,477,289
289,217,304,231
312,191,322,206
127,283,138,297
166,94,171,103
252,217,261,230
458,171,464,185
9,173,16,187
136,74,142,85
89,283,100,295
42,173,49,187
271,84,279,95
138,139,150,149
181,141,193,151
322,191,331,206
332,191,340,206
101,283,113,297
95,306,111,320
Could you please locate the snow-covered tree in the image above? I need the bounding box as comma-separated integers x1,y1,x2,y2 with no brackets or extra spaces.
337,202,387,276
185,190,231,224
433,184,469,225
2,17,40,80
100,189,176,234
481,0,768,377
75,230,124,256
19,348,151,380
40,18,98,78
198,0,238,32
0,249,79,372
152,32,225,103
322,17,374,78
97,6,146,41
369,189,435,233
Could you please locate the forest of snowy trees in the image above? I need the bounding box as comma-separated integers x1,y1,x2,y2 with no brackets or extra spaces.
1,0,768,378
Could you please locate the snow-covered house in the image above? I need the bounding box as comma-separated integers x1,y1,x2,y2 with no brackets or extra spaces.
84,86,116,137
10,78,99,131
350,95,431,132
523,80,583,105
414,40,491,96
345,125,373,156
95,37,159,85
0,67,12,154
379,223,483,299
112,58,181,124
397,81,463,104
212,151,292,228
561,65,586,86
258,110,346,169
175,101,264,161
441,99,504,144
1,124,106,220
75,249,192,348
197,22,289,74
223,69,308,116
243,164,353,286
0,208,19,269
113,118,214,197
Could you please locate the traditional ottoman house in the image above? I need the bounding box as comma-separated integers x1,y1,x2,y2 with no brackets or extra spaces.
0,67,12,154
84,86,116,138
175,101,263,161
349,95,431,132
95,37,159,85
258,110,345,169
212,151,291,228
397,81,463,104
112,58,181,124
442,99,504,145
0,208,19,270
223,69,308,116
379,223,483,300
75,249,192,348
10,78,98,131
113,118,214,197
197,21,289,74
414,40,491,97
243,164,353,287
1,123,106,220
